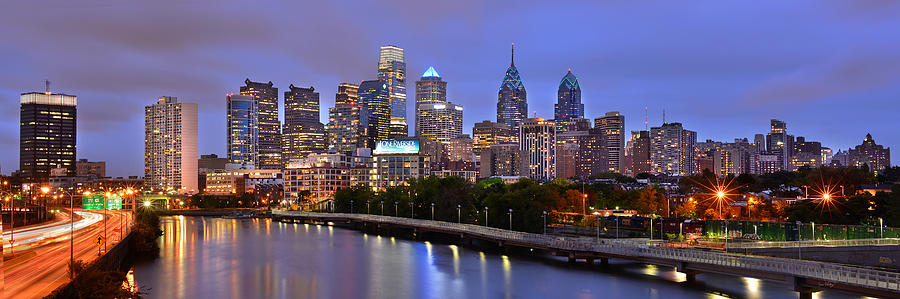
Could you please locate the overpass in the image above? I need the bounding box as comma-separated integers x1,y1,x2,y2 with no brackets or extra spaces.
272,210,899,299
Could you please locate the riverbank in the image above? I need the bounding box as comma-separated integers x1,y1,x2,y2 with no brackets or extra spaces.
155,208,265,217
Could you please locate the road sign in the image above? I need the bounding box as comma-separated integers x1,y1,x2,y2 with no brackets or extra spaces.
83,194,122,210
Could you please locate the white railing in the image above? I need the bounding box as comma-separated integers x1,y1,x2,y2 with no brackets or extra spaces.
273,211,899,293
723,238,900,249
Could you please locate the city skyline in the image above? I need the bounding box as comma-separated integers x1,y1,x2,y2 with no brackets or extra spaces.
3,1,900,176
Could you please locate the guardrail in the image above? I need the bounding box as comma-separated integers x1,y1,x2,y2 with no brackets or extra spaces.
722,238,900,249
273,210,899,293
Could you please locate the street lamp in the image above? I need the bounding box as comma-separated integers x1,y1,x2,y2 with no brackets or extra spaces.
380,201,384,216
542,211,547,234
484,207,489,227
431,203,435,221
410,202,414,218
457,204,461,223
582,193,587,215
508,208,513,230
394,201,398,217
879,217,884,239
350,200,354,214
592,211,600,240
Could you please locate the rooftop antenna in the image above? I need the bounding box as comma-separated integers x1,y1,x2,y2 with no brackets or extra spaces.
44,79,51,94
662,109,666,124
643,106,648,130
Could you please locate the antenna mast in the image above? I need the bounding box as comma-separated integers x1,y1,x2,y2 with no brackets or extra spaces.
44,79,51,94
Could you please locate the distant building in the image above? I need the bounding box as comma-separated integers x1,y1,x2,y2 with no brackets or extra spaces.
519,118,555,181
789,136,822,171
650,122,696,176
372,139,430,189
226,94,258,168
472,120,512,158
240,79,281,169
76,159,105,178
283,85,326,161
144,96,198,194
377,45,407,120
847,134,891,173
480,144,523,178
595,112,625,173
497,44,527,129
765,119,792,172
576,128,606,178
447,134,475,163
20,90,77,182
431,169,477,183
415,66,447,136
358,80,392,145
557,128,588,179
327,83,368,153
554,70,583,129
630,131,651,175
388,117,409,140
198,154,228,170
416,102,463,145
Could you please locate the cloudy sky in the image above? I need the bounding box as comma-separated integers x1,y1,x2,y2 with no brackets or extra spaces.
2,0,899,176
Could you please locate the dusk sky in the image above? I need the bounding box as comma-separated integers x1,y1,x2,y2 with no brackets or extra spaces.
2,0,899,177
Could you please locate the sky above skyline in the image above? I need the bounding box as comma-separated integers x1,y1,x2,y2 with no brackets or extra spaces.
2,0,899,177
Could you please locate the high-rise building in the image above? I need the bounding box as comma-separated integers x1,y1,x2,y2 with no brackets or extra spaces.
447,134,475,163
283,85,326,161
415,66,448,136
389,117,409,140
519,118,555,181
76,159,106,178
765,119,792,172
327,84,368,153
358,80,392,145
650,122,696,176
240,79,281,169
847,134,891,173
596,112,625,173
554,70,583,126
377,45,407,121
226,94,258,167
630,131,651,175
497,44,527,129
557,128,588,179
480,143,522,178
144,96,198,194
576,128,606,178
789,136,823,171
416,102,463,145
20,91,77,182
473,121,512,156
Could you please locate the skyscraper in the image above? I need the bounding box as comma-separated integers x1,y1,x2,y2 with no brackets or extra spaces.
377,45,407,121
497,44,527,129
596,112,625,173
283,85,326,161
847,134,891,173
358,80,392,145
480,143,523,178
416,102,463,144
472,120,512,161
240,79,281,169
327,83,368,153
576,128,606,178
630,131,651,175
519,118,555,181
415,66,447,136
554,69,583,124
389,117,409,140
765,119,792,172
19,90,77,182
144,96,198,194
226,94,258,167
650,122,696,176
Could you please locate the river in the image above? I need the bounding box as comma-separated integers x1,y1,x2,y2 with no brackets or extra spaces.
134,216,859,298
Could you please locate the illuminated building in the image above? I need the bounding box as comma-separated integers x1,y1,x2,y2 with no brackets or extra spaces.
240,79,282,169
431,169,477,183
327,83,368,153
144,96,198,194
20,91,77,182
497,44,527,129
226,94,258,168
372,139,430,189
446,134,475,163
847,134,891,173
554,70,583,131
595,111,625,173
377,45,407,120
358,79,392,145
389,117,409,140
519,118,555,181
283,85,326,161
204,168,281,196
414,66,447,136
480,143,522,178
472,120,512,158
576,128,606,178
416,102,463,144
789,136,822,171
629,131,651,175
649,122,696,176
284,153,368,209
765,119,793,172
557,129,588,179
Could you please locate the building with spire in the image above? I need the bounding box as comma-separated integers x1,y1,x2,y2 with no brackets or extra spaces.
377,45,407,126
554,69,583,122
240,79,281,169
497,44,528,130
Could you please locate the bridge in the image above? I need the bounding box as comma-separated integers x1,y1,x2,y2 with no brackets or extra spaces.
272,210,899,299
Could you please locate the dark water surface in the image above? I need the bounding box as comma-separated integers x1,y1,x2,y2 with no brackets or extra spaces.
134,216,859,299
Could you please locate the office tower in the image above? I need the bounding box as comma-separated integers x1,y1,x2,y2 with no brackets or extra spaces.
554,69,583,130
556,117,591,133
519,118,555,181
576,128,606,178
847,134,891,173
76,159,106,178
480,144,523,178
595,112,625,173
789,136,823,171
415,66,447,136
557,127,588,179
328,84,369,153
144,96,198,194
283,85,326,161
765,119,793,172
377,45,407,120
473,120,512,155
649,122,696,176
20,91,77,182
754,134,766,153
447,134,475,163
497,44,527,129
631,131,651,175
389,117,409,140
416,102,463,145
240,79,281,169
358,80,392,145
226,94,258,167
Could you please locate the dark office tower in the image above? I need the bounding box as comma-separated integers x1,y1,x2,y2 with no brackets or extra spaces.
283,85,326,161
554,69,583,124
377,45,407,120
595,112,625,173
765,119,792,171
20,91,77,182
631,131,651,175
240,79,281,169
327,83,368,152
415,66,448,136
358,80,392,146
497,44,527,129
576,128,607,178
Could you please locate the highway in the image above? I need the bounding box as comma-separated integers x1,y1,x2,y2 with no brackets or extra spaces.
2,209,130,299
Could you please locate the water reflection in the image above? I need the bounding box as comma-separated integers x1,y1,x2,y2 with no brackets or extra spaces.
135,217,858,299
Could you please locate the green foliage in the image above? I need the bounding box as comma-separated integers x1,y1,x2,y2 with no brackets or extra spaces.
132,209,163,259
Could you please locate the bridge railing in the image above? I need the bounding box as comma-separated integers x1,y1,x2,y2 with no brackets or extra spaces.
721,238,900,249
273,211,899,292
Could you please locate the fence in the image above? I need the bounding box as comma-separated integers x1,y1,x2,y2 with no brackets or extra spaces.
703,220,900,241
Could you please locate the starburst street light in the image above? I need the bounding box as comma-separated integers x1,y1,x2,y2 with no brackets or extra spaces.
692,175,741,220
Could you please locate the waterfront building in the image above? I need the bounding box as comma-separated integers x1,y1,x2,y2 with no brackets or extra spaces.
519,118,555,181
283,153,366,209
144,96,198,194
649,122,696,176
204,168,281,196
20,90,77,182
372,139,430,189
377,45,407,120
198,154,228,192
76,159,106,178
283,85,326,161
358,80,392,145
480,143,523,178
554,70,583,130
497,44,527,129
596,112,625,173
240,79,281,169
226,94,258,168
847,134,891,173
414,66,448,136
416,102,463,145
327,84,368,153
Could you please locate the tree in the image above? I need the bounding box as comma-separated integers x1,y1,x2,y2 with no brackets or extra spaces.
634,185,665,215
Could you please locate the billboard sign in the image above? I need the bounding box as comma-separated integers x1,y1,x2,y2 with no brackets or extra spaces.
82,194,122,210
373,139,420,155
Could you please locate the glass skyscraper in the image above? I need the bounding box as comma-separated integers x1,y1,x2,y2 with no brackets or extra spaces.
497,44,527,129
226,94,258,168
240,79,281,169
283,85,326,161
377,45,407,121
358,80,392,146
554,70,583,121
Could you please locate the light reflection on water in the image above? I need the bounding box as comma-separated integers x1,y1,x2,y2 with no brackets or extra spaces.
135,216,860,299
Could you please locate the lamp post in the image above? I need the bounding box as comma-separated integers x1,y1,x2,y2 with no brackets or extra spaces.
796,221,802,260
104,192,110,253
615,218,619,240
582,193,587,215
394,201,398,217
649,217,653,240
380,201,384,216
508,208,513,230
542,211,547,234
457,205,461,223
592,212,600,240
431,203,435,221
410,202,414,218
367,202,370,214
879,217,884,239
484,207,488,227
350,200,354,214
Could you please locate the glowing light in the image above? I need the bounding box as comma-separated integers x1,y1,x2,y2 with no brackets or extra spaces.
41,186,50,194
143,200,152,207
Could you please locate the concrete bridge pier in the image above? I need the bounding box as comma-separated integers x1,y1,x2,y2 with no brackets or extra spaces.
675,262,700,283
791,277,819,299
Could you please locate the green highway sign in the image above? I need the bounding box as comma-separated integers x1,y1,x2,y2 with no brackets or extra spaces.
82,194,122,210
